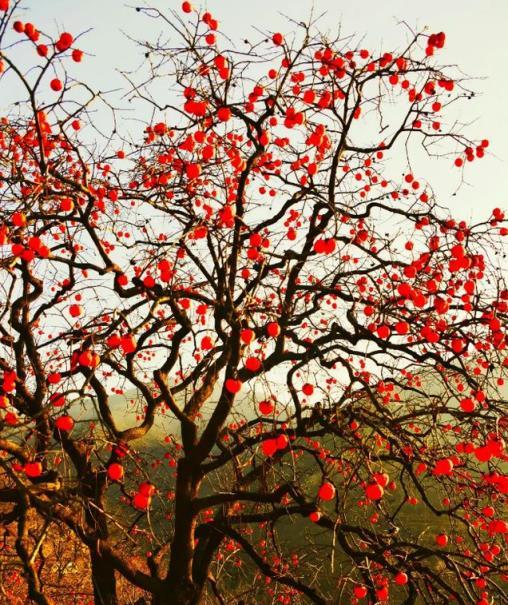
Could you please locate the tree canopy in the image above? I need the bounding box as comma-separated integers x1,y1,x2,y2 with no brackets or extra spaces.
0,2,507,605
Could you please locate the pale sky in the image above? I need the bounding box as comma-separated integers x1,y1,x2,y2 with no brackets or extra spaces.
6,0,508,222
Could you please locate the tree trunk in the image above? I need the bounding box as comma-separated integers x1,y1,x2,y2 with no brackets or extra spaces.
157,458,203,605
152,583,203,605
90,549,118,605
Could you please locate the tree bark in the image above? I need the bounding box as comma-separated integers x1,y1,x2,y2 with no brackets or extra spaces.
157,458,204,605
90,549,118,605
152,585,203,605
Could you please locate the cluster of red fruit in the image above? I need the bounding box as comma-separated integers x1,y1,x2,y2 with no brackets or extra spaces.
364,472,391,501
454,139,489,168
352,571,408,601
38,376,75,432
11,236,50,262
70,349,100,369
425,31,446,56
132,481,156,510
261,434,289,457
313,237,336,254
1,370,16,394
11,24,83,91
106,333,138,355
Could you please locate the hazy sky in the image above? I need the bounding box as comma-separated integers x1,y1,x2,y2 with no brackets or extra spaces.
7,0,508,222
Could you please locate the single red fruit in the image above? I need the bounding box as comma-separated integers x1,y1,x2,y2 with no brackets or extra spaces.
272,32,284,46
395,321,409,335
353,586,368,599
72,49,83,62
394,572,408,585
240,328,255,344
186,163,202,180
133,493,151,510
120,335,137,355
259,400,274,415
302,383,314,396
318,482,336,501
50,393,65,407
435,533,448,547
377,324,391,339
266,321,280,337
50,78,63,92
217,107,232,122
55,415,74,432
373,472,390,487
138,482,156,497
365,483,384,500
60,198,74,212
262,438,277,457
276,434,288,450
68,304,83,318
376,587,389,602
245,357,261,372
201,336,213,350
107,463,124,482
25,462,43,478
48,372,61,384
225,378,242,394
433,458,454,476
460,397,476,413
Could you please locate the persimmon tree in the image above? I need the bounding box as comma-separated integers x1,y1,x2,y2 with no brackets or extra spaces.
0,1,507,605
